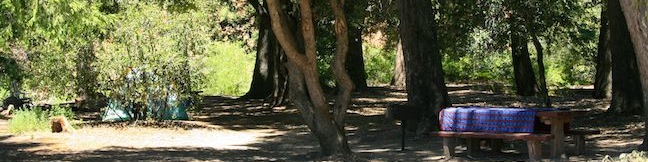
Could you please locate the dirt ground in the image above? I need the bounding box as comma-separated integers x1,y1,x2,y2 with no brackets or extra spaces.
0,84,644,161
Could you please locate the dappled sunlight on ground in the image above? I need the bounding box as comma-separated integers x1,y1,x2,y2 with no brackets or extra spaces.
2,127,284,153
0,84,644,161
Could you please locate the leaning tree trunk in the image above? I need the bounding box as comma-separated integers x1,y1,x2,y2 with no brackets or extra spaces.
608,0,643,115
267,0,352,156
511,33,537,96
531,35,551,107
346,25,368,91
391,40,406,89
399,0,450,134
242,0,289,105
593,2,612,99
618,0,648,151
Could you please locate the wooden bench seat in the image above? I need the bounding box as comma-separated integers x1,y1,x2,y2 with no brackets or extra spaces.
568,129,601,155
430,131,554,161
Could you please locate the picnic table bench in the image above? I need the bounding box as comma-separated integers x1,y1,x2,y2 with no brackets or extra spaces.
430,131,553,161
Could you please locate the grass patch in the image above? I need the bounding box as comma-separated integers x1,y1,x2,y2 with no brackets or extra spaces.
9,105,75,134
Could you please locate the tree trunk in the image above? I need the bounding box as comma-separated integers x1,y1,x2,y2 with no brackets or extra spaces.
399,0,450,134
511,34,537,96
346,25,368,91
618,0,648,151
267,0,351,156
608,0,643,115
242,0,289,106
391,40,406,89
593,2,612,99
531,35,551,107
75,43,102,109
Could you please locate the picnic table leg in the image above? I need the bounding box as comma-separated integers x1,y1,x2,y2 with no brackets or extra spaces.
489,139,503,152
443,137,456,159
550,120,566,158
467,138,480,154
527,140,543,162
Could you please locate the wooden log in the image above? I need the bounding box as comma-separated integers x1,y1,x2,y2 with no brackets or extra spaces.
50,116,75,133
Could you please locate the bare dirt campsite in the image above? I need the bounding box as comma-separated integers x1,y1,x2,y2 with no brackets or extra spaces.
0,84,642,161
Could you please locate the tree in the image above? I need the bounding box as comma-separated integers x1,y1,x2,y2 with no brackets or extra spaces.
345,2,369,91
391,40,406,88
531,35,551,107
510,32,537,96
267,0,352,156
608,0,643,114
346,24,368,91
593,1,612,99
242,0,289,106
618,0,648,151
399,0,450,133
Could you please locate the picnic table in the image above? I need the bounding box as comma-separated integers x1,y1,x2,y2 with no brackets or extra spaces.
536,110,587,158
435,107,588,160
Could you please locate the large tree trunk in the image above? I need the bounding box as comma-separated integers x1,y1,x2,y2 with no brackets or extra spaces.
531,35,551,107
511,34,537,96
242,0,289,106
399,0,450,134
608,0,643,115
618,0,648,151
593,2,612,99
346,25,368,91
267,0,352,156
391,40,406,89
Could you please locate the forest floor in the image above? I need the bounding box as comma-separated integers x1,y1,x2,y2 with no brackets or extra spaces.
0,84,644,161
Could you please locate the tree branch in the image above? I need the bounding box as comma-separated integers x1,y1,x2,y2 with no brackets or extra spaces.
329,0,353,125
266,0,308,69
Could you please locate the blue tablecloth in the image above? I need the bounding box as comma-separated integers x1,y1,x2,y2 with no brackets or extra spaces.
439,107,557,133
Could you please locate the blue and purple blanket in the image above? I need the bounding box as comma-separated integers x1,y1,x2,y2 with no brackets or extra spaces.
439,107,557,133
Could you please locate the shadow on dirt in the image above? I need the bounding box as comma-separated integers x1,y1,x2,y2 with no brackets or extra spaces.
0,85,640,161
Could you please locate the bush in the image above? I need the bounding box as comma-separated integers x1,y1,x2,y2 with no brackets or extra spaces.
96,3,208,119
364,45,395,86
8,105,75,134
200,42,255,96
603,151,648,162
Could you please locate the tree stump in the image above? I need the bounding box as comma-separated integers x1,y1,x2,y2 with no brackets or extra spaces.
50,116,74,133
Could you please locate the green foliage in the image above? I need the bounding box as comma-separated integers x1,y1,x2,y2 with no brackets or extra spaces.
8,105,75,134
1,0,112,100
95,2,208,118
363,45,395,85
200,42,255,96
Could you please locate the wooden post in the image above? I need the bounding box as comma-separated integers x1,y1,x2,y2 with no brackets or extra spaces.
443,137,456,159
574,135,585,155
527,140,543,162
401,120,407,151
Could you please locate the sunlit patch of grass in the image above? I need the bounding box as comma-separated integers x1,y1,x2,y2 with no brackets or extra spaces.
200,41,255,97
9,106,75,134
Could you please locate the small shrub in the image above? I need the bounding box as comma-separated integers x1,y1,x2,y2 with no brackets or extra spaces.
8,106,76,134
